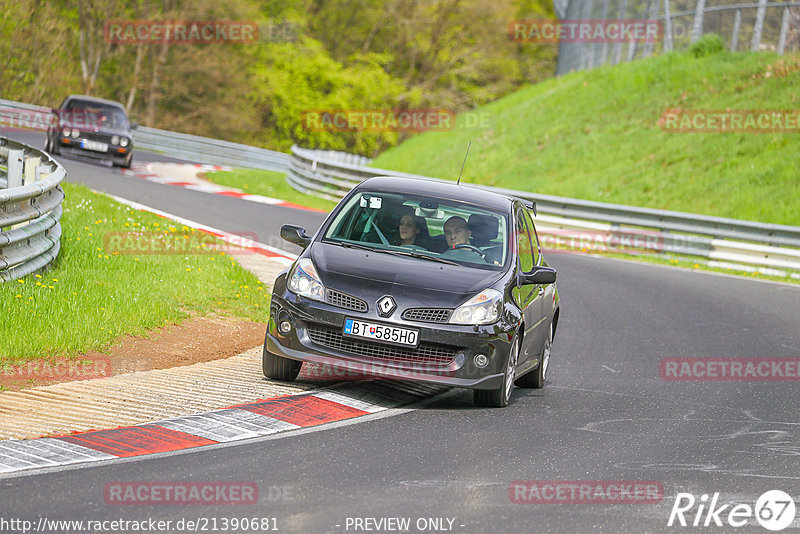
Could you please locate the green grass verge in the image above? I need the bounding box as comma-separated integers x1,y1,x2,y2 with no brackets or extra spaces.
203,169,337,212
371,50,800,226
0,182,271,365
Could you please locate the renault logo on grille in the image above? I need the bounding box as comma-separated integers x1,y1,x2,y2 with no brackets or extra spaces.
377,295,396,317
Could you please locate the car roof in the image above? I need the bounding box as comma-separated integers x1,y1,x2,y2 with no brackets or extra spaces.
357,176,514,212
62,95,127,111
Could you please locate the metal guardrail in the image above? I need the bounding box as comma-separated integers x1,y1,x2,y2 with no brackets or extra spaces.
133,126,290,172
0,98,290,172
3,98,797,276
287,145,800,275
0,137,65,282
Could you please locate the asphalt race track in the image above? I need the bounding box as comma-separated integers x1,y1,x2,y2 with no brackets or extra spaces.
3,131,800,533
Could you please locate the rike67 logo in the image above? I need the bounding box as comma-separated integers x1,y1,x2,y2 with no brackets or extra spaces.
668,490,796,531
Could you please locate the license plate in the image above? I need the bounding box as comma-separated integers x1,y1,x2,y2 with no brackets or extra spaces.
81,140,108,152
343,318,419,348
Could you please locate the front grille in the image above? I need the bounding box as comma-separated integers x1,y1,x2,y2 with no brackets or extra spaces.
307,324,457,368
325,289,368,312
402,308,453,324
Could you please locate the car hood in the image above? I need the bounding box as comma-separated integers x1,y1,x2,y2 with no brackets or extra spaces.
310,242,505,308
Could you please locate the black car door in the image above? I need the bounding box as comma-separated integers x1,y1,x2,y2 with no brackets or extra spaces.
512,205,545,365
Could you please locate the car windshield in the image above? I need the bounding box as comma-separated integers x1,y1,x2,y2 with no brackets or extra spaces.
64,100,128,128
323,190,508,270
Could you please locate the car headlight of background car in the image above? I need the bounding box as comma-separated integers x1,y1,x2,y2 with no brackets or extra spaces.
111,135,120,145
288,258,325,302
450,289,502,325
120,137,129,147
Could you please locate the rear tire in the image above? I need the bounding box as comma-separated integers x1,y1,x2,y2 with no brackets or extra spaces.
474,332,519,408
262,335,301,381
515,324,552,388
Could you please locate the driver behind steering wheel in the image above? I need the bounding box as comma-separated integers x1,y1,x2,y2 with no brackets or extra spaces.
442,216,491,263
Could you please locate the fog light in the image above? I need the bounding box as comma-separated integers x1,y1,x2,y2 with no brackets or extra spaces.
474,354,489,368
279,321,292,334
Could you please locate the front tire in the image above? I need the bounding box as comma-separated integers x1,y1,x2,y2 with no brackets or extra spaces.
516,324,552,388
262,334,301,381
474,332,519,408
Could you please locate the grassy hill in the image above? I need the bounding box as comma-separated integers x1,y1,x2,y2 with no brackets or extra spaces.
371,48,800,226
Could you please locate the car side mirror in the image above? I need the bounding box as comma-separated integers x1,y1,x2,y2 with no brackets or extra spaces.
130,122,139,130
522,266,556,285
281,224,311,249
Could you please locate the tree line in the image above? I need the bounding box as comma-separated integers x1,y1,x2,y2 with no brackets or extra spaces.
1,0,556,155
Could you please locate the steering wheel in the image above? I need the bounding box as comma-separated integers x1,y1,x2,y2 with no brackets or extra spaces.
453,243,487,260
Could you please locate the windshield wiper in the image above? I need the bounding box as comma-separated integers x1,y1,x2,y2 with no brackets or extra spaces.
384,249,459,265
328,240,378,252
328,240,458,265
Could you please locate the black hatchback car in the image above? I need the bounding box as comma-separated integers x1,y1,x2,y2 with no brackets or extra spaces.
45,95,135,168
264,177,560,407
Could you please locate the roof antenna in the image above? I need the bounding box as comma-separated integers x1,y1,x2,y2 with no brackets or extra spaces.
457,141,471,186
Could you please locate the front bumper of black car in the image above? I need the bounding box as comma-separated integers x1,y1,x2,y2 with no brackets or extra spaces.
57,138,132,164
267,288,516,390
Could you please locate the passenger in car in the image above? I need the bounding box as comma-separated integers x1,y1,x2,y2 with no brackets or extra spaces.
395,208,430,249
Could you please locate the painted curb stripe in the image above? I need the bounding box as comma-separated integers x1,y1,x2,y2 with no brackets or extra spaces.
57,425,217,457
153,409,299,443
237,395,370,427
0,382,447,476
123,163,326,213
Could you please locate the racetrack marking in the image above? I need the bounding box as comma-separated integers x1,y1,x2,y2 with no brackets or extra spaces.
122,162,327,213
0,381,447,476
58,425,218,458
101,192,297,266
154,409,300,442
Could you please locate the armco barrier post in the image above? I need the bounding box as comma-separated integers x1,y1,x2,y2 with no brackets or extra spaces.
24,156,40,185
7,149,23,188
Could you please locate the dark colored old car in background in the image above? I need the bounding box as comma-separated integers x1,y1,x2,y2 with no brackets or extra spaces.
45,95,135,168
264,176,561,407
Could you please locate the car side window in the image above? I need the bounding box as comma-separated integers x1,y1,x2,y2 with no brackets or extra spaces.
516,208,534,273
521,208,540,265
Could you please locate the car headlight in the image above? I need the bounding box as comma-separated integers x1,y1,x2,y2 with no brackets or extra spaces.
71,129,79,138
450,289,502,325
111,135,120,145
120,137,130,147
287,258,325,302
61,127,70,137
